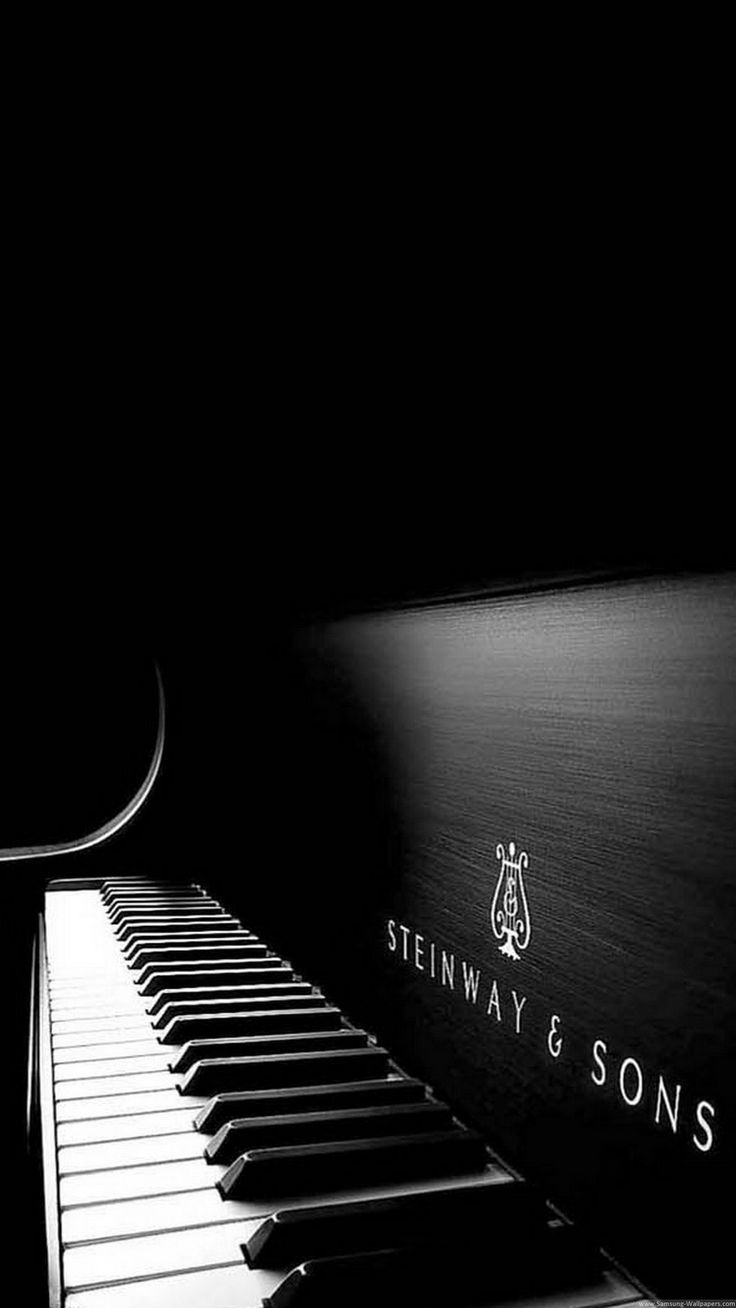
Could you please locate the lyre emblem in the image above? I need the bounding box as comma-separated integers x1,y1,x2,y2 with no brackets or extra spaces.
490,841,531,960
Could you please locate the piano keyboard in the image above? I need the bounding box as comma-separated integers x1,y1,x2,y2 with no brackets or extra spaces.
42,878,650,1307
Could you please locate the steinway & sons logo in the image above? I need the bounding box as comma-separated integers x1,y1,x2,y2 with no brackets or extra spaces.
385,836,718,1158
491,840,531,960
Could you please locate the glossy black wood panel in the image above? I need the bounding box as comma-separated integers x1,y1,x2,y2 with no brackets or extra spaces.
232,573,735,1297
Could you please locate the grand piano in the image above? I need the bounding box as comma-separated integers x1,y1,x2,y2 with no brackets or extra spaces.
11,556,735,1304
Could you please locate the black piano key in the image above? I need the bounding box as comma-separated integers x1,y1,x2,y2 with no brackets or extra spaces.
104,886,207,895
106,893,211,905
107,893,218,908
208,1101,452,1164
148,983,306,1017
125,932,256,956
108,906,225,924
135,958,285,989
104,896,210,910
138,965,293,996
219,1127,487,1199
161,1004,341,1046
116,910,238,926
123,925,252,940
122,923,250,940
124,936,257,962
102,880,155,887
110,906,214,916
116,917,241,942
153,987,319,1029
115,911,240,924
126,941,261,962
128,942,267,968
105,889,211,900
112,907,218,921
102,889,204,904
263,1226,602,1307
103,875,193,882
105,890,203,895
195,1078,427,1133
103,875,199,883
172,1029,368,1073
164,994,328,1032
125,935,257,959
100,882,182,892
120,923,233,939
182,1046,391,1096
114,908,236,924
245,1179,547,1268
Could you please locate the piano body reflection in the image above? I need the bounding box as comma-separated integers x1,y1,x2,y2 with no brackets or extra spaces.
17,568,736,1304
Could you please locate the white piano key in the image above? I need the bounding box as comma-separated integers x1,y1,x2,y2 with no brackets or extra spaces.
49,982,135,997
62,1187,244,1243
65,1260,647,1308
57,1089,205,1122
47,973,130,983
46,945,122,958
64,1178,641,1308
61,1157,226,1206
58,1106,197,1146
51,1016,152,1034
49,958,131,969
51,1005,147,1021
49,984,135,997
47,958,130,970
50,979,141,994
54,1052,171,1079
59,1131,203,1174
55,1070,179,1099
61,1166,510,1241
47,942,125,960
62,1172,519,1289
65,1263,263,1308
50,1004,148,1025
53,1029,158,1049
54,1038,163,1060
63,1219,263,1291
47,947,129,962
50,1000,140,1017
62,1251,645,1308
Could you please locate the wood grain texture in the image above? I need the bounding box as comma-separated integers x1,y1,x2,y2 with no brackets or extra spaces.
267,574,735,1297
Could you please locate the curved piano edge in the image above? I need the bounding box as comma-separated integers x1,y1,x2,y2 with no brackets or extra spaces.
0,663,165,864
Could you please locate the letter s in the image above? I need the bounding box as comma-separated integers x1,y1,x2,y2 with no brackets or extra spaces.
693,1100,716,1154
387,919,397,952
591,1039,607,1087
